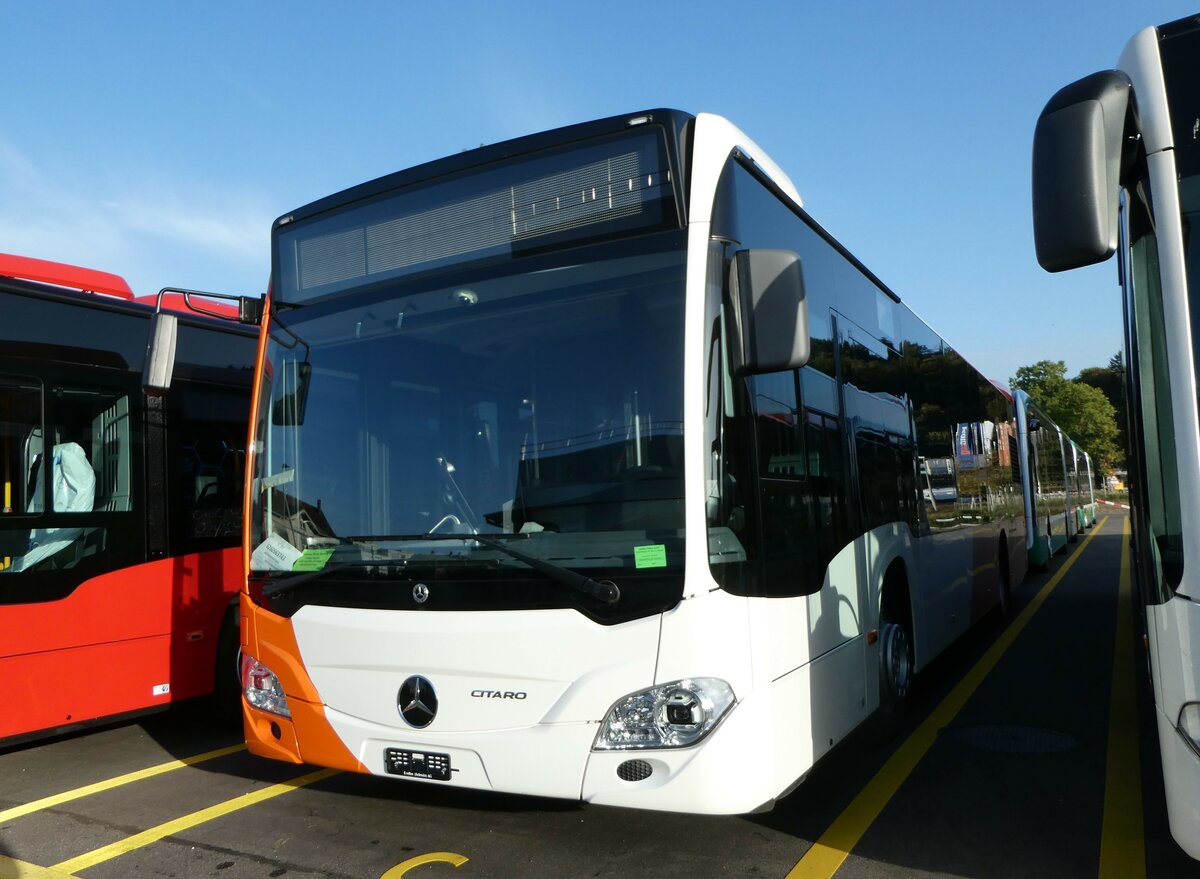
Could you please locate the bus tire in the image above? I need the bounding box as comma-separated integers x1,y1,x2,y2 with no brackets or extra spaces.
872,564,913,739
997,533,1012,617
213,602,242,725
879,617,913,708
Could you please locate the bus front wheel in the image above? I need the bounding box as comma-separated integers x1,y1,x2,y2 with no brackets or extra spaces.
213,603,242,725
879,619,912,707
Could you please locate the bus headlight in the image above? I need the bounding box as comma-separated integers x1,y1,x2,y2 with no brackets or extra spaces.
241,654,291,718
593,678,735,750
1177,702,1200,759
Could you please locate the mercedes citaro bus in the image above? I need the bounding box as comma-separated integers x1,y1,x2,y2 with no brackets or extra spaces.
239,109,1026,812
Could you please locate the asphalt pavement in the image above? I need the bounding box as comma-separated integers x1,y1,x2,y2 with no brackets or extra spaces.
1,510,1193,878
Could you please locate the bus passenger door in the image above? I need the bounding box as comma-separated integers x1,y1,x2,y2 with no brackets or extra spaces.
748,351,868,756
833,314,915,649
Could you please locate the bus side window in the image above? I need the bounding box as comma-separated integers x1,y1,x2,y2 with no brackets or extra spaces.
168,385,247,553
753,370,804,478
0,376,43,566
85,394,132,513
49,387,131,516
0,381,134,573
0,376,42,517
19,385,135,571
754,366,851,597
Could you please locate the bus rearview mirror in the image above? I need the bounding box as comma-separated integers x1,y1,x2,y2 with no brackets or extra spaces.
1032,70,1133,272
732,248,809,374
142,312,178,396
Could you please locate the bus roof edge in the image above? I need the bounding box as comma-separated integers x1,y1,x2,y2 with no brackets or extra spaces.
0,252,134,300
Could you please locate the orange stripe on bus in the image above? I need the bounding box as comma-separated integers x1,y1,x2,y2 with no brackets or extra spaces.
243,599,367,773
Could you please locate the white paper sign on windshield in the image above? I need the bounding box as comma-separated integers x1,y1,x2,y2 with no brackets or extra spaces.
251,533,304,571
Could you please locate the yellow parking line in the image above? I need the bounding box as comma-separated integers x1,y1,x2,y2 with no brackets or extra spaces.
50,767,338,874
1098,517,1145,878
380,852,470,877
0,855,78,879
0,743,245,823
786,516,1112,878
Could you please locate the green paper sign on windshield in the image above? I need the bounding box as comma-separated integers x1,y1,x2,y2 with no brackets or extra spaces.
292,548,335,572
634,544,667,569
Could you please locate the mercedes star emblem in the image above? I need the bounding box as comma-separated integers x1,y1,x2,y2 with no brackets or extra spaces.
398,675,438,728
412,582,430,604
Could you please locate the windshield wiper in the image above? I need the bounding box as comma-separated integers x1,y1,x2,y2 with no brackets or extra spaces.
258,560,399,599
344,533,622,605
469,535,621,604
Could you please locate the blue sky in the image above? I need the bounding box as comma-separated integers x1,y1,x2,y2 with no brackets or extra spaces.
3,2,1195,384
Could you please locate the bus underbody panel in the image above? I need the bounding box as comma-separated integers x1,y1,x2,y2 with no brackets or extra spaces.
1,633,187,741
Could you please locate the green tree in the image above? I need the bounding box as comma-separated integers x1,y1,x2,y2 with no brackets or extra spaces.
1010,359,1122,472
1077,351,1126,464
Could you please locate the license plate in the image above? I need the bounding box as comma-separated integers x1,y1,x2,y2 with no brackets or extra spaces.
384,748,452,781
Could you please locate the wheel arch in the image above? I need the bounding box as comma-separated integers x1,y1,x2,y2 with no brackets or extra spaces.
878,556,918,665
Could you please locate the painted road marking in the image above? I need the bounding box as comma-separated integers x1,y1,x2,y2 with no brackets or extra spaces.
786,516,1112,878
0,855,77,879
1098,517,1145,879
380,852,471,877
49,767,338,874
2,845,470,879
0,743,245,824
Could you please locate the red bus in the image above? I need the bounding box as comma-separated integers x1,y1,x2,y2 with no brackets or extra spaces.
0,253,258,744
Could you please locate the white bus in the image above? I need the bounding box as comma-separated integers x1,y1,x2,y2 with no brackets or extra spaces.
1014,389,1079,570
1031,13,1200,857
240,110,1026,813
1068,440,1098,532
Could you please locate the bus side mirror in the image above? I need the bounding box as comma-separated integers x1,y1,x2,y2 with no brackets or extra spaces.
732,249,809,374
142,311,178,396
1032,70,1133,272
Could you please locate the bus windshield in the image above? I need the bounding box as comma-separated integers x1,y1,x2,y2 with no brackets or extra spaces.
250,235,687,607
